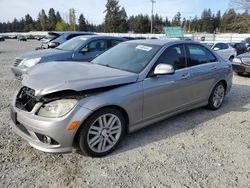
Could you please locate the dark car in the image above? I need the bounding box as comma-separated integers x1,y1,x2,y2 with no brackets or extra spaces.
232,52,250,76
18,36,27,41
229,42,247,55
46,31,95,48
0,36,5,41
11,35,126,79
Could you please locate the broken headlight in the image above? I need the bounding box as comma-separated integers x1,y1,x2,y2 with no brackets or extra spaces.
37,99,77,118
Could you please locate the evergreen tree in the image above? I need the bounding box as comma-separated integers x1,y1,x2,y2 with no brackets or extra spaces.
172,12,181,26
104,0,128,32
118,7,128,33
78,14,87,31
24,14,34,31
48,8,57,31
38,9,48,31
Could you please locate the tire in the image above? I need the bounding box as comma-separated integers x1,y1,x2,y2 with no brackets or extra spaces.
237,72,244,76
77,107,125,157
229,56,234,62
208,82,225,110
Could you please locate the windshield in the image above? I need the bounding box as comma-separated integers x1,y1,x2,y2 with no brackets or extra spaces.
56,37,88,51
204,43,214,48
92,43,161,73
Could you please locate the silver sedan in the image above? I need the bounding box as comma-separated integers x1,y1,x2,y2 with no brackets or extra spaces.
11,40,233,157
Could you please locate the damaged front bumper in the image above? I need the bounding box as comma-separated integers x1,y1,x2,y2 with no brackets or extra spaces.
10,90,93,153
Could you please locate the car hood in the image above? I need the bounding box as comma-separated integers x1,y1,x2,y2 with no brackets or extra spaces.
17,49,70,60
22,61,138,96
238,52,250,58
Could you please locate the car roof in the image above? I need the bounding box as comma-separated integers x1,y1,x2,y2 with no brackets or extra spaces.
125,39,179,46
202,41,229,44
48,31,95,36
72,35,126,40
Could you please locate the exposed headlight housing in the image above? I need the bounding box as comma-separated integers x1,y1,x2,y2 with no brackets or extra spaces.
232,57,242,64
19,57,41,68
37,99,77,118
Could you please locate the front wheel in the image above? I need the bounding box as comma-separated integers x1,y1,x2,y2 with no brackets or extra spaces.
208,83,225,110
78,108,125,157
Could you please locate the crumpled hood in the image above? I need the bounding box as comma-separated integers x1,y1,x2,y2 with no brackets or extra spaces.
17,49,69,60
22,61,138,96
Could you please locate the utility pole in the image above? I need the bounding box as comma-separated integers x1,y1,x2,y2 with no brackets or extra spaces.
188,16,192,33
150,0,156,34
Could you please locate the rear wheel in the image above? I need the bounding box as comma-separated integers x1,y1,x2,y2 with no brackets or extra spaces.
208,82,225,110
237,72,244,76
78,107,125,157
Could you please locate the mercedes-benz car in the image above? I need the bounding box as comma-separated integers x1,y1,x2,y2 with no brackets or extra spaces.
10,40,233,157
11,35,126,79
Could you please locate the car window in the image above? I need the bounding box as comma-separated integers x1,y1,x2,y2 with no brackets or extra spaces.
66,34,82,40
186,44,217,67
213,43,222,49
92,43,161,73
87,40,107,52
110,40,123,48
221,43,229,49
156,45,186,70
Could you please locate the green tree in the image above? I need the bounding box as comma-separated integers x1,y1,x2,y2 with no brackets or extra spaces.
38,9,48,31
78,14,87,31
69,8,76,31
56,11,62,22
55,21,67,31
172,12,181,26
24,14,34,31
118,7,128,33
48,8,57,31
104,0,128,32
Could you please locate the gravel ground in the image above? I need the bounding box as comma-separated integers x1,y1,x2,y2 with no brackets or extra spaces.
0,40,250,188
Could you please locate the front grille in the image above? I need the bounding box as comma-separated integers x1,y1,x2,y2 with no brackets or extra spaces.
16,123,30,136
242,58,250,66
15,87,38,112
14,58,23,66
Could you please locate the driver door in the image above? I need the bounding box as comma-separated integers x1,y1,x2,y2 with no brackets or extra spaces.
142,44,193,120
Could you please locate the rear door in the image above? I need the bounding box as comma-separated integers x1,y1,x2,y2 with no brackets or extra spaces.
185,44,219,103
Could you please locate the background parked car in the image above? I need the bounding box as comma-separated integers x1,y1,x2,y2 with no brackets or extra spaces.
232,52,250,76
0,35,5,41
11,35,126,79
17,35,27,41
229,42,247,55
46,31,95,48
202,41,237,61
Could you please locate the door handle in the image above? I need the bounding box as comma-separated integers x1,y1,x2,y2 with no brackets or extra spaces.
181,73,190,80
211,65,217,71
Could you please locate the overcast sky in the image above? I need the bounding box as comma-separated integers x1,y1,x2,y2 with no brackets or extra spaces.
0,0,231,24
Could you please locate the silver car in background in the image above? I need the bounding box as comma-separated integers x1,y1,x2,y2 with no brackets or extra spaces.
202,41,237,61
10,40,233,157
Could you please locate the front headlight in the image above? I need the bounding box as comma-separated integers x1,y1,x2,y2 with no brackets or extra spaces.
232,57,242,64
37,99,77,118
19,57,41,68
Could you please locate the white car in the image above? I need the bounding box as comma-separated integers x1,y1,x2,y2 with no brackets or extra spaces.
202,41,237,61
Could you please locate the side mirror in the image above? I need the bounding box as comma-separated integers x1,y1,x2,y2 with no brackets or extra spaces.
153,64,175,76
213,47,220,51
80,47,89,53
